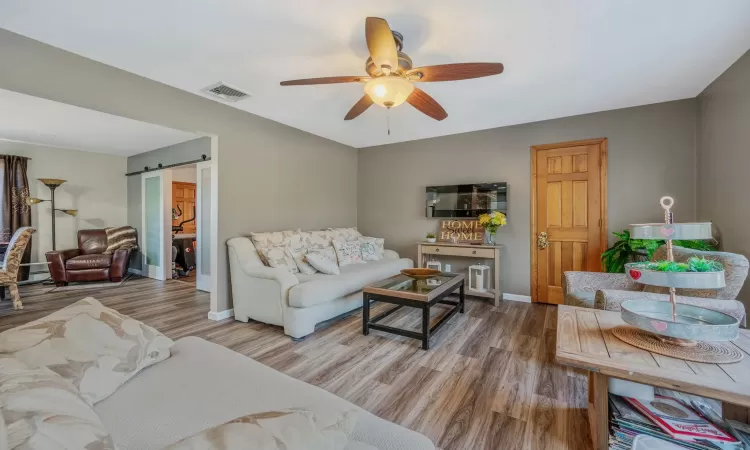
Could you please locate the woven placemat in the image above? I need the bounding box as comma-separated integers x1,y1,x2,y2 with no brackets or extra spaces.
612,325,743,364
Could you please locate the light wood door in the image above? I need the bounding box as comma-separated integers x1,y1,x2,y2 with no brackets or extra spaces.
172,181,196,234
531,138,607,304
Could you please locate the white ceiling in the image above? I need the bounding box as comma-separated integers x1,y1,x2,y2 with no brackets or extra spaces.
0,89,198,156
2,1,749,148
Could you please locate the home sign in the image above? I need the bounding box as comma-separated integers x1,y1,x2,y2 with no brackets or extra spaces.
438,219,485,244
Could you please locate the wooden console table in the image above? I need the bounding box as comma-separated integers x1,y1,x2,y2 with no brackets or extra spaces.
416,242,503,306
556,305,750,450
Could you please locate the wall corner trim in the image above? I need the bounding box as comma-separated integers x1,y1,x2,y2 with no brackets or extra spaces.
502,293,532,303
208,309,234,321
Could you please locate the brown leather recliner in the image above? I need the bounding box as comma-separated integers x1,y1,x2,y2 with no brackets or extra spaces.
46,229,132,286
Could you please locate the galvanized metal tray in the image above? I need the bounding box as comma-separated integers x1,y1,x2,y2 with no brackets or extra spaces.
620,300,739,341
625,263,726,289
630,222,712,240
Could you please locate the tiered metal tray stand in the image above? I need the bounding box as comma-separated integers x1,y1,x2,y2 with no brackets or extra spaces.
611,196,742,363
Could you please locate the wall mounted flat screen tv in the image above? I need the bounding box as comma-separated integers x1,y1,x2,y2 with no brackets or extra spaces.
426,182,508,218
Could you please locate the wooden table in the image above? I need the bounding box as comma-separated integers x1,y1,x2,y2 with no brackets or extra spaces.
416,242,502,306
555,305,750,450
363,273,465,350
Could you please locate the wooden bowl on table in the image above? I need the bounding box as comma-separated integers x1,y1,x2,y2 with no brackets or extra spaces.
401,268,441,280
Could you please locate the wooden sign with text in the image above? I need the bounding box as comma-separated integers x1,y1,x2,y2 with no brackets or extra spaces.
438,219,485,244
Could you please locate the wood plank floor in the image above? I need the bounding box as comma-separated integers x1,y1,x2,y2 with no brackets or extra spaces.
0,277,592,450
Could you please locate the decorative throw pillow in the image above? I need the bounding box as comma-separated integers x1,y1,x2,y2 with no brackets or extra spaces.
291,248,318,275
0,356,116,449
306,248,340,275
250,230,302,265
162,408,358,450
260,244,300,274
333,240,365,266
298,230,334,250
358,237,385,261
327,227,363,242
250,229,299,250
0,297,174,404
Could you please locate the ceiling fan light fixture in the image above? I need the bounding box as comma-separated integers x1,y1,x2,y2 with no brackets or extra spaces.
364,76,414,108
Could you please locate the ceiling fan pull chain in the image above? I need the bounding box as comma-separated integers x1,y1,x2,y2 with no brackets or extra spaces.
387,107,391,135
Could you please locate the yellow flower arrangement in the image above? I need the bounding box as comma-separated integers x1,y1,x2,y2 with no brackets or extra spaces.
478,211,507,236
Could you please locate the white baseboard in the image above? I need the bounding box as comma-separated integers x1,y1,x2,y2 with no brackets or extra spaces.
208,309,234,321
503,293,532,303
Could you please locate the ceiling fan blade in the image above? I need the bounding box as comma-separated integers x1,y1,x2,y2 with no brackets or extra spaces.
407,63,504,82
406,88,447,121
344,95,374,120
365,17,399,74
280,76,368,86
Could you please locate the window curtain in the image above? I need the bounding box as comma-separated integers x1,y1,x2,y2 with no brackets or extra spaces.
0,155,32,280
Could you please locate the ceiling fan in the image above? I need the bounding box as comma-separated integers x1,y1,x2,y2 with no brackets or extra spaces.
279,17,504,122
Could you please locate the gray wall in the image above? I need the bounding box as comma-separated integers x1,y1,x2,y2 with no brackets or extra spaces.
127,137,209,172
126,137,209,271
697,49,750,305
358,100,698,297
0,29,357,312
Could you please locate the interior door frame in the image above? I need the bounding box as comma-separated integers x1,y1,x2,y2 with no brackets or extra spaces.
141,169,173,281
530,138,608,302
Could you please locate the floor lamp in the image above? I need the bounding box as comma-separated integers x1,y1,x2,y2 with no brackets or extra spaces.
25,178,78,251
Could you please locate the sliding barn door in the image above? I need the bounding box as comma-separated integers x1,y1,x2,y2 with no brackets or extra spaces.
195,161,212,292
141,170,172,281
531,139,607,304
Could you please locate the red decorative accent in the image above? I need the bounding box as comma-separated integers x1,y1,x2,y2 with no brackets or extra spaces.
629,269,642,280
661,226,675,237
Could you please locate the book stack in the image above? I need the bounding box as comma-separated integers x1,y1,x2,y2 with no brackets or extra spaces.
609,394,741,450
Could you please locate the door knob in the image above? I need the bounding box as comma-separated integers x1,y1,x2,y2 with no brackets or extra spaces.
537,232,549,249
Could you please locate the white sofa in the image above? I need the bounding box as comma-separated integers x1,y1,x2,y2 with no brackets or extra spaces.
96,336,434,450
227,236,413,338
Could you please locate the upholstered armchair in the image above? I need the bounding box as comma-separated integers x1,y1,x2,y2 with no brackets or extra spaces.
0,226,35,310
46,229,133,286
563,246,749,325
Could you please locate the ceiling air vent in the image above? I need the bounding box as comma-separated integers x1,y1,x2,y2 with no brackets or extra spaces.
201,82,251,102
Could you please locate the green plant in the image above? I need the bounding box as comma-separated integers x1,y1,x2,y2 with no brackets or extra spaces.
642,261,689,272
687,256,723,272
601,229,716,273
426,232,436,239
629,257,723,273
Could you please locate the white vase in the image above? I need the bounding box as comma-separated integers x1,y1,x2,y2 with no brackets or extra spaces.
426,238,436,243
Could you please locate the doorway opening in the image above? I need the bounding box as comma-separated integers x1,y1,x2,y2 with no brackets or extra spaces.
138,137,217,298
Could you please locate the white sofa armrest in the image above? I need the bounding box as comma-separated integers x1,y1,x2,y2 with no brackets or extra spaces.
227,237,299,327
383,249,400,260
238,264,299,291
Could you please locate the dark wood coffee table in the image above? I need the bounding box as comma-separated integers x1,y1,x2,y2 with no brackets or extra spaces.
362,272,465,350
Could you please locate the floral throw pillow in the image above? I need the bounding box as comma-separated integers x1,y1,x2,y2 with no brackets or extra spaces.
327,228,363,243
333,240,365,266
358,237,385,261
260,244,300,274
163,408,357,450
298,230,333,250
0,297,174,404
0,356,117,449
306,248,340,275
291,248,318,275
250,230,302,266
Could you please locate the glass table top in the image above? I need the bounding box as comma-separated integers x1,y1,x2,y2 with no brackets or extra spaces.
374,273,461,295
